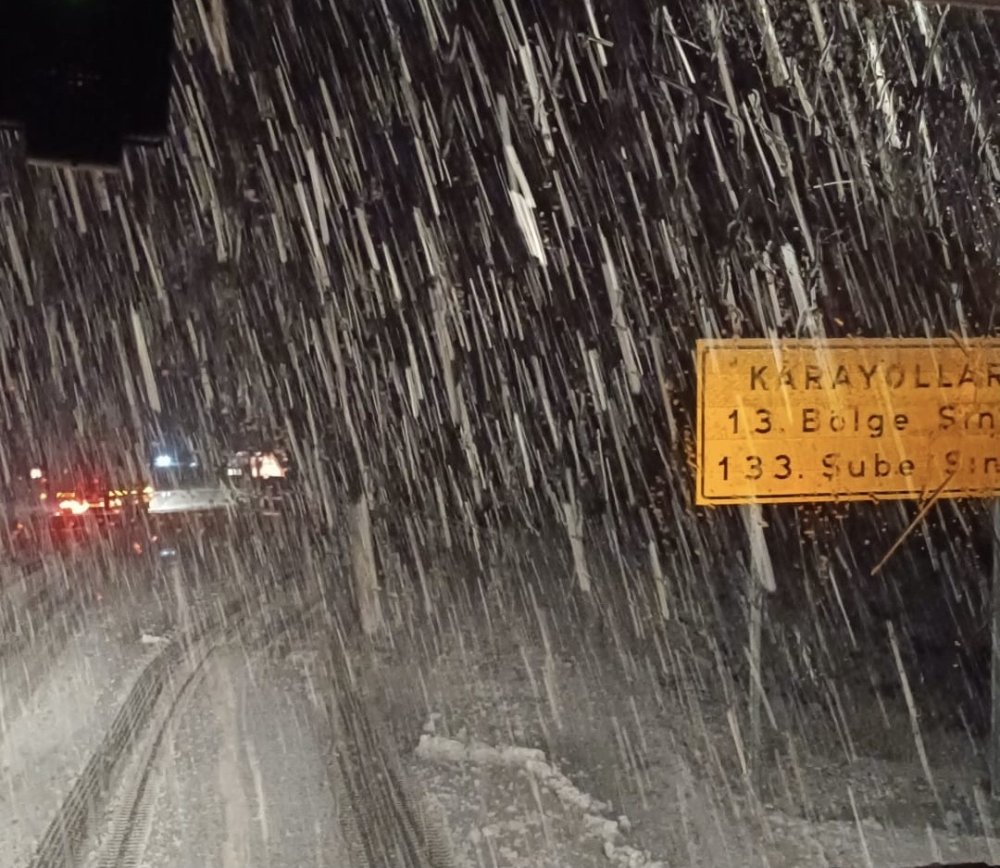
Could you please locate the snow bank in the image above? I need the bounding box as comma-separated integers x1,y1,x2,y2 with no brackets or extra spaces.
416,732,664,868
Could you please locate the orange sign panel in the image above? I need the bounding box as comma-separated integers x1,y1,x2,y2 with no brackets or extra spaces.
696,338,1000,505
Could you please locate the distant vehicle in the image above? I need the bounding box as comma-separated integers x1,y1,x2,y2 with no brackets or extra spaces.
146,442,234,516
149,444,212,491
225,448,295,515
9,463,151,556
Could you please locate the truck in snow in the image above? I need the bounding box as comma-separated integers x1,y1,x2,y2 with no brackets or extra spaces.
7,463,151,557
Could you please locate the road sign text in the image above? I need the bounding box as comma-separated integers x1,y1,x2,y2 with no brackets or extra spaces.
695,338,1000,504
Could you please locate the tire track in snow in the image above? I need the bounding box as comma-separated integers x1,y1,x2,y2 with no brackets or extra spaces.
89,639,228,868
95,601,349,867
323,655,458,868
41,560,337,868
26,586,248,868
215,655,252,868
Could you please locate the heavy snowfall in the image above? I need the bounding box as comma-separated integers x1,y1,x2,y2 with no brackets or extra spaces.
2,1,1000,866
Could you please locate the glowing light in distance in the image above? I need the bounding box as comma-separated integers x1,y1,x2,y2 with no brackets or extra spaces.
58,499,89,515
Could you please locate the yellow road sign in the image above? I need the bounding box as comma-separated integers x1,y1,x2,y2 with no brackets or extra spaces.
695,337,1000,505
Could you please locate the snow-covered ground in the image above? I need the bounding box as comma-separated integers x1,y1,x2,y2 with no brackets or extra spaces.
8,541,998,868
0,553,241,867
410,726,1000,867
0,543,353,868
0,599,163,867
411,731,663,867
121,647,349,867
346,587,1000,868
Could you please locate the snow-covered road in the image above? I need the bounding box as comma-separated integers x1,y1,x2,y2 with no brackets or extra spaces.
118,647,350,868
0,547,370,868
0,556,172,868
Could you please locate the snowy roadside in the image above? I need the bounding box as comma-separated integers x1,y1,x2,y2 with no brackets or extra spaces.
0,555,61,633
0,614,163,867
354,603,674,867
351,594,1000,868
0,560,185,868
409,728,663,867
406,726,1000,868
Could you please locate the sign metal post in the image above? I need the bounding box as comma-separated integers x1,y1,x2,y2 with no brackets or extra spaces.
992,499,1000,798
